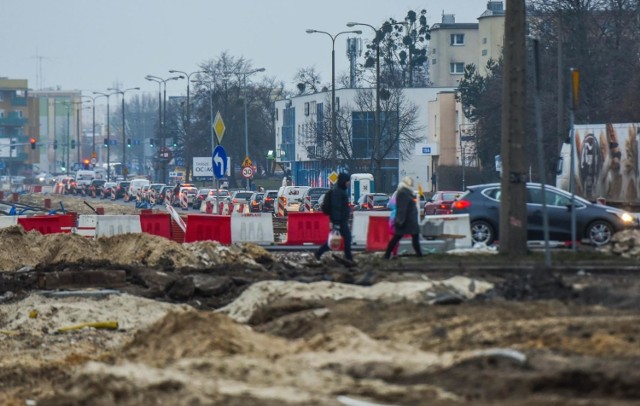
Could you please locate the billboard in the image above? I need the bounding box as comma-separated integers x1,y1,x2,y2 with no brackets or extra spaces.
193,156,230,178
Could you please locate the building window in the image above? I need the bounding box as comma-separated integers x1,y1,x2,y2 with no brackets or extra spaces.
482,49,488,56
432,59,437,65
352,111,398,159
450,34,465,45
432,48,436,54
450,63,465,74
304,102,310,116
310,101,316,116
483,37,487,44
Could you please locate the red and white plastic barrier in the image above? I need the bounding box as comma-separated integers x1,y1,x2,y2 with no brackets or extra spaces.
303,195,312,212
351,211,390,246
277,196,286,217
231,213,274,244
180,193,189,210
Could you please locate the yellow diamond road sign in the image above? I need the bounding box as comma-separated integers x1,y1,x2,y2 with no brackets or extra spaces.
242,156,253,168
213,111,225,144
328,171,338,184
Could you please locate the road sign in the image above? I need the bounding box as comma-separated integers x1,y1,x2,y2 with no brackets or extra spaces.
212,145,228,179
242,166,254,179
90,157,97,165
213,111,226,144
328,171,338,184
242,156,253,168
91,151,97,159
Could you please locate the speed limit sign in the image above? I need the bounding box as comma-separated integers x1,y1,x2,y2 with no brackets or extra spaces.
242,166,254,179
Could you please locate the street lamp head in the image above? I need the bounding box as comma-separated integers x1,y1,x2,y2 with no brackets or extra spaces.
306,29,316,34
352,30,363,34
346,22,358,27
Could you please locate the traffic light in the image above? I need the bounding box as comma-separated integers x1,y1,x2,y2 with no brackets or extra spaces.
29,138,36,150
70,140,76,149
150,138,155,147
83,158,90,169
104,138,108,148
127,138,131,148
54,140,58,150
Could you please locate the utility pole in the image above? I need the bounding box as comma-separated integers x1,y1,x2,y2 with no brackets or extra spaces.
499,0,528,255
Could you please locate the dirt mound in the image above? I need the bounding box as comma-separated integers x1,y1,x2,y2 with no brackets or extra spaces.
600,229,640,258
492,270,575,301
0,226,274,272
123,310,290,367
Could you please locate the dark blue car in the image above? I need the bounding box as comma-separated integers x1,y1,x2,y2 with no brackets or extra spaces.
451,183,638,246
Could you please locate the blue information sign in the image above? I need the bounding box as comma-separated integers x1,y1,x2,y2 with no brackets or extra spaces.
212,146,227,179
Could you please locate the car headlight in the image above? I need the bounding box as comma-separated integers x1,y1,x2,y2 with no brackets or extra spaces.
610,210,636,224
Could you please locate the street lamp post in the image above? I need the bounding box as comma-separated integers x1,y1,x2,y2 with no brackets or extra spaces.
82,95,98,159
72,100,89,167
224,68,266,189
93,91,117,181
306,29,361,172
107,87,139,178
145,75,183,183
169,70,204,182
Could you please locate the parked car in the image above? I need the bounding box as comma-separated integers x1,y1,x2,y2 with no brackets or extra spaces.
450,182,638,246
424,191,463,216
248,192,264,213
277,186,310,214
128,178,150,201
112,181,130,200
354,193,390,211
100,181,117,199
192,188,212,209
260,189,279,213
300,187,330,212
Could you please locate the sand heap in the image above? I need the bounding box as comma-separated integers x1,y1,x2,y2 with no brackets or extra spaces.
599,229,640,258
0,225,273,272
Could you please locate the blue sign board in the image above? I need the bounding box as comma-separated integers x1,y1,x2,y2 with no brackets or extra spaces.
174,157,185,167
0,162,5,170
212,146,227,179
422,147,432,154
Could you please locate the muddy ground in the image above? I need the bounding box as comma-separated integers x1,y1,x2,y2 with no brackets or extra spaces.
1,193,640,405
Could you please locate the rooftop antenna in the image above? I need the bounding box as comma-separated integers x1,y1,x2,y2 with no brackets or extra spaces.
346,37,362,88
31,47,52,90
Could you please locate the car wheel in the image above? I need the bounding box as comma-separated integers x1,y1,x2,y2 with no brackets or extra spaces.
470,220,495,245
586,220,614,246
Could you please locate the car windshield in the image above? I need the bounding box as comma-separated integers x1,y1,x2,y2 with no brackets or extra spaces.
441,192,461,201
309,189,329,199
235,192,253,199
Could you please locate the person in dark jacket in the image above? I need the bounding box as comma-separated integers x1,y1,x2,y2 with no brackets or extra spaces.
315,172,355,265
384,176,423,259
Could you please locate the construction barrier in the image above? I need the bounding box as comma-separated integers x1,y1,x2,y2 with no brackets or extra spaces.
17,215,63,234
110,188,116,200
285,212,330,245
0,216,18,229
231,213,274,244
123,191,130,202
77,215,98,238
180,193,189,210
277,196,285,217
351,211,389,246
184,215,232,244
303,195,312,212
149,189,156,206
365,215,392,251
422,214,472,248
94,215,142,237
42,185,54,194
140,213,171,239
166,204,186,233
59,213,77,233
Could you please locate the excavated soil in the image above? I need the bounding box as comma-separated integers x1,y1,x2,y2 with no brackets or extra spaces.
1,193,640,405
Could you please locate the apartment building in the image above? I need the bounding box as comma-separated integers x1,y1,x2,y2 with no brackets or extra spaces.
429,1,505,86
0,78,37,176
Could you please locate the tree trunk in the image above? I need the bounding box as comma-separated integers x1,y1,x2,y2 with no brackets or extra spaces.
499,0,528,255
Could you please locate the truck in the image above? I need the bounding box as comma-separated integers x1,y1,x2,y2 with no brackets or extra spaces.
556,123,640,208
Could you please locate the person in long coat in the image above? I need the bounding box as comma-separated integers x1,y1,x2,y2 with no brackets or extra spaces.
315,172,355,265
384,176,423,259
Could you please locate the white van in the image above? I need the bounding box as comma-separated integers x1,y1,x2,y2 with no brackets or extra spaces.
128,178,150,198
277,185,310,214
75,170,96,187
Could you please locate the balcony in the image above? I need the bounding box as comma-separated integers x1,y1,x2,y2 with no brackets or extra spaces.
11,96,27,107
0,112,27,127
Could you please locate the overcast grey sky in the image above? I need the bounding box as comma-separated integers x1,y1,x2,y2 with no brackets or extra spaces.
1,0,487,99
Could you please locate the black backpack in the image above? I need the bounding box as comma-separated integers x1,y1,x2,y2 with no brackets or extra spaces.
321,189,333,215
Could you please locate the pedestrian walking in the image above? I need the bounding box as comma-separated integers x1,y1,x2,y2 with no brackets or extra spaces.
315,172,355,266
384,176,423,259
386,191,400,258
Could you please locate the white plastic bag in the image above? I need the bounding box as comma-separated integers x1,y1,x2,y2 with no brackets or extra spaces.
328,228,342,250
